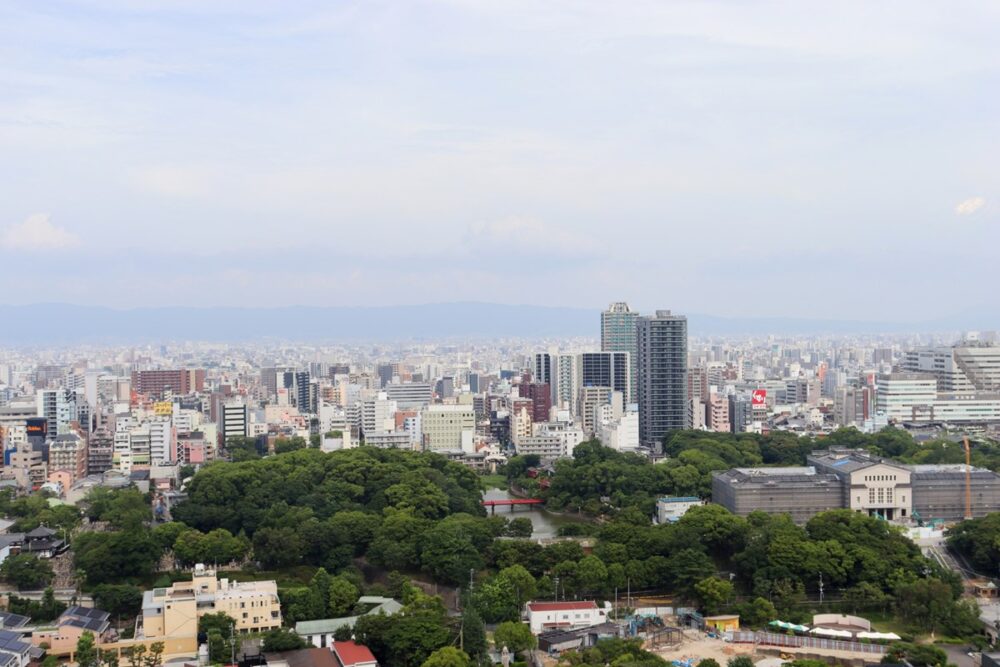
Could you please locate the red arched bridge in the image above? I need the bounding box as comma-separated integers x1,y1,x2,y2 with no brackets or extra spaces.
482,498,544,514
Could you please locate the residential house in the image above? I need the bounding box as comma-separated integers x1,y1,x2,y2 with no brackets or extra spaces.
524,601,612,634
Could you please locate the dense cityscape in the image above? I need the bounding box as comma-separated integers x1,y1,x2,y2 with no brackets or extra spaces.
0,304,999,667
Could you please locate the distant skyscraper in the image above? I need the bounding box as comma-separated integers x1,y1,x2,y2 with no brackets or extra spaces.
637,310,689,446
294,371,312,414
601,302,638,404
376,363,395,388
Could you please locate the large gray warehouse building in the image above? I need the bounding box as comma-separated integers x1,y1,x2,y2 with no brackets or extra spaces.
712,448,1000,524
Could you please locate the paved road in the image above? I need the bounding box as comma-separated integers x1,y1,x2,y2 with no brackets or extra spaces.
942,643,976,667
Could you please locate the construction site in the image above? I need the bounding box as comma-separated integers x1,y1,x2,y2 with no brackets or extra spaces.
534,607,896,667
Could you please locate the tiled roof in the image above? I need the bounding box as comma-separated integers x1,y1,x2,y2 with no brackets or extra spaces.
331,641,377,667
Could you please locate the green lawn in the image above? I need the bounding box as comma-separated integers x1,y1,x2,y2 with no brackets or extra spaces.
866,610,912,638
480,474,508,490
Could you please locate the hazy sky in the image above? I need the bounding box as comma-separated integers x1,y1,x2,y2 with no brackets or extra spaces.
1,1,998,320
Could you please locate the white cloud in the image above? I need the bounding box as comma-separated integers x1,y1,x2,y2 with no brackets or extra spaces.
955,196,986,216
466,216,600,256
0,214,81,250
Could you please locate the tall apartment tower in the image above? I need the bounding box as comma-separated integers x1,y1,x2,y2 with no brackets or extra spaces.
636,310,689,446
601,302,638,404
533,353,553,387
294,371,312,414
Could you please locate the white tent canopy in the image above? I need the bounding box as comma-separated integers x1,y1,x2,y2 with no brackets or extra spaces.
856,631,902,641
810,627,853,638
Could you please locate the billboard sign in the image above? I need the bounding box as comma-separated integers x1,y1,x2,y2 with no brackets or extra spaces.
751,389,767,407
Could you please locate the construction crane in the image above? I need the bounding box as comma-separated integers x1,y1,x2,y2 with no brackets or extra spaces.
964,435,973,521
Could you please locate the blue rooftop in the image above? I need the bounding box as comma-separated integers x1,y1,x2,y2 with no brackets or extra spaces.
659,496,701,503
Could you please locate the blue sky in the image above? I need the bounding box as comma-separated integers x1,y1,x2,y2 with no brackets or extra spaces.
0,1,998,320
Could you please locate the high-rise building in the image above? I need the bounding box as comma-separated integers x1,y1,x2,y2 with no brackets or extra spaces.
577,352,630,404
601,302,638,403
294,371,312,414
554,354,577,412
376,363,395,389
520,382,552,423
533,353,553,388
637,310,689,446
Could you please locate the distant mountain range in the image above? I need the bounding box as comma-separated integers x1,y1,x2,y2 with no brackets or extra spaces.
0,302,988,345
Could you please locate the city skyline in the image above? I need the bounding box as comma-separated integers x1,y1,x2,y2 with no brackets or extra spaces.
1,2,998,319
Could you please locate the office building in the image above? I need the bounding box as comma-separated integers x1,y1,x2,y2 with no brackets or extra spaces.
359,394,396,437
902,343,1000,393
636,310,689,446
376,363,395,389
728,394,752,433
219,402,249,444
421,404,475,452
37,389,78,438
577,352,630,405
601,302,639,403
384,383,433,410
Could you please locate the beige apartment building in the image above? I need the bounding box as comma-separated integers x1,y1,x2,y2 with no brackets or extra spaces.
420,404,475,452
141,564,281,642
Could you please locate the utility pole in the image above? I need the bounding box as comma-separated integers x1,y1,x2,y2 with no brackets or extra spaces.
818,573,824,605
553,576,559,601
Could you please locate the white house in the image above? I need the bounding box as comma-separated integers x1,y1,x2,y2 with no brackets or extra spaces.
655,496,703,524
524,601,611,634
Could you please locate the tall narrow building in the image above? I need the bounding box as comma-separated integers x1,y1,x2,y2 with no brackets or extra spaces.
637,310,689,446
601,302,638,404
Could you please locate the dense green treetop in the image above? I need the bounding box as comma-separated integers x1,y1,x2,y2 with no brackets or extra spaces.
173,447,483,535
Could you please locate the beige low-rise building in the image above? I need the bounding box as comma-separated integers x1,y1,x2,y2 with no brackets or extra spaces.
141,564,282,643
